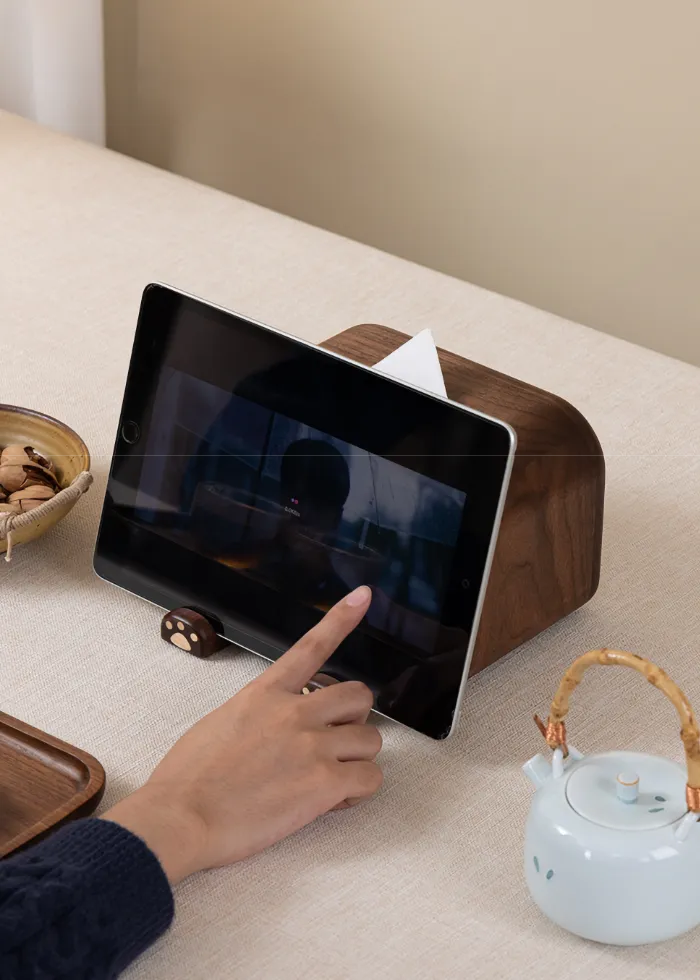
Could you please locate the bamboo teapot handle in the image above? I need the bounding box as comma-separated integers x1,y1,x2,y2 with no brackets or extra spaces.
535,649,700,812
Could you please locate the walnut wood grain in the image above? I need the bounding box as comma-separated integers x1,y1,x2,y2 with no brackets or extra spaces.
161,607,229,658
321,324,605,675
0,711,105,858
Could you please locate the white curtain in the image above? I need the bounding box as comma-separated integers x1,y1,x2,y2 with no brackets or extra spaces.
0,0,105,144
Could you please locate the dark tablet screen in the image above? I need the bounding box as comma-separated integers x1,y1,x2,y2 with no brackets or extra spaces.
94,285,515,739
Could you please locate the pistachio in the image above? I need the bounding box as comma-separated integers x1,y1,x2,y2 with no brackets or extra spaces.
7,484,55,514
0,463,59,495
1,445,31,466
27,447,54,472
8,485,56,503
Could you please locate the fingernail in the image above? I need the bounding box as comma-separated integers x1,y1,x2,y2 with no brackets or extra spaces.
346,585,371,607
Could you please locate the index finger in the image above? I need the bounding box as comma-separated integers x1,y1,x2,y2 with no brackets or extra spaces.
265,586,372,692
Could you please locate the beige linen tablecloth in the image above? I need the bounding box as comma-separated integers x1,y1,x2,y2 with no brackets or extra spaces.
2,110,700,979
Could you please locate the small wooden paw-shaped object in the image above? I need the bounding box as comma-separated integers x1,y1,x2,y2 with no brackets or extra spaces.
161,608,229,659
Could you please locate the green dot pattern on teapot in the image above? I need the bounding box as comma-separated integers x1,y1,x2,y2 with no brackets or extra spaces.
533,857,554,880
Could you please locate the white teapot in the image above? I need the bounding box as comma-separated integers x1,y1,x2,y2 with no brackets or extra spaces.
523,649,700,946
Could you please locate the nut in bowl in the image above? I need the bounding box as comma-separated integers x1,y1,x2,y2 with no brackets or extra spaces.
0,405,92,561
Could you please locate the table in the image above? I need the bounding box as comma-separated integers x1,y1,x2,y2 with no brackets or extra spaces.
2,110,700,980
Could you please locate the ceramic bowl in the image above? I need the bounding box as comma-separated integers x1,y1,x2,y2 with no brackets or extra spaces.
0,404,91,556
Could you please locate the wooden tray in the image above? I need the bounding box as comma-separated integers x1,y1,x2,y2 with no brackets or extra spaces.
0,711,106,858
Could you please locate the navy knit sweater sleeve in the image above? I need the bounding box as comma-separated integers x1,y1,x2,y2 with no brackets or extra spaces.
0,818,174,979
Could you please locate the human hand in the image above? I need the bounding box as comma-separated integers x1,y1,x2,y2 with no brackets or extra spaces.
103,586,381,884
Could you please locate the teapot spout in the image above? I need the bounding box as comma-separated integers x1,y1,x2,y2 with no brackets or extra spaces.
523,753,552,789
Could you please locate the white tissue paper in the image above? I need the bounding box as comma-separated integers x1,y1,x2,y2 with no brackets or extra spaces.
373,329,447,399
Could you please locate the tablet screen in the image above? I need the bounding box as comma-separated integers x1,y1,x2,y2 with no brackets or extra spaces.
95,285,515,739
137,367,467,656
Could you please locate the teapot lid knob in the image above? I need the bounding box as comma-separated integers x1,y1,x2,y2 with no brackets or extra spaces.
616,771,639,804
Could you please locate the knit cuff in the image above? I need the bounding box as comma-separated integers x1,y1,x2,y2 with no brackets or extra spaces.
34,817,175,970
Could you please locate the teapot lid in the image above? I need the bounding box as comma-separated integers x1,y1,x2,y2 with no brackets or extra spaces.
566,751,687,830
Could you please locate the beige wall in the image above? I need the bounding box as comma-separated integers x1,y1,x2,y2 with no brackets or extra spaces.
105,0,700,366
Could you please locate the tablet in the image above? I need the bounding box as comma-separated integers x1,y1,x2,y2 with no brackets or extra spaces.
94,284,516,739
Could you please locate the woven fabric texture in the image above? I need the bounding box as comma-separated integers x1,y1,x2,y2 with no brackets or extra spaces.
1,111,699,980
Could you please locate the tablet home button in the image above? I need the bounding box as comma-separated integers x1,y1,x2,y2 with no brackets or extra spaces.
121,420,141,445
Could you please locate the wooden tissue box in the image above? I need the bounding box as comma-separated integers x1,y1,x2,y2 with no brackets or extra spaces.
321,324,605,676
